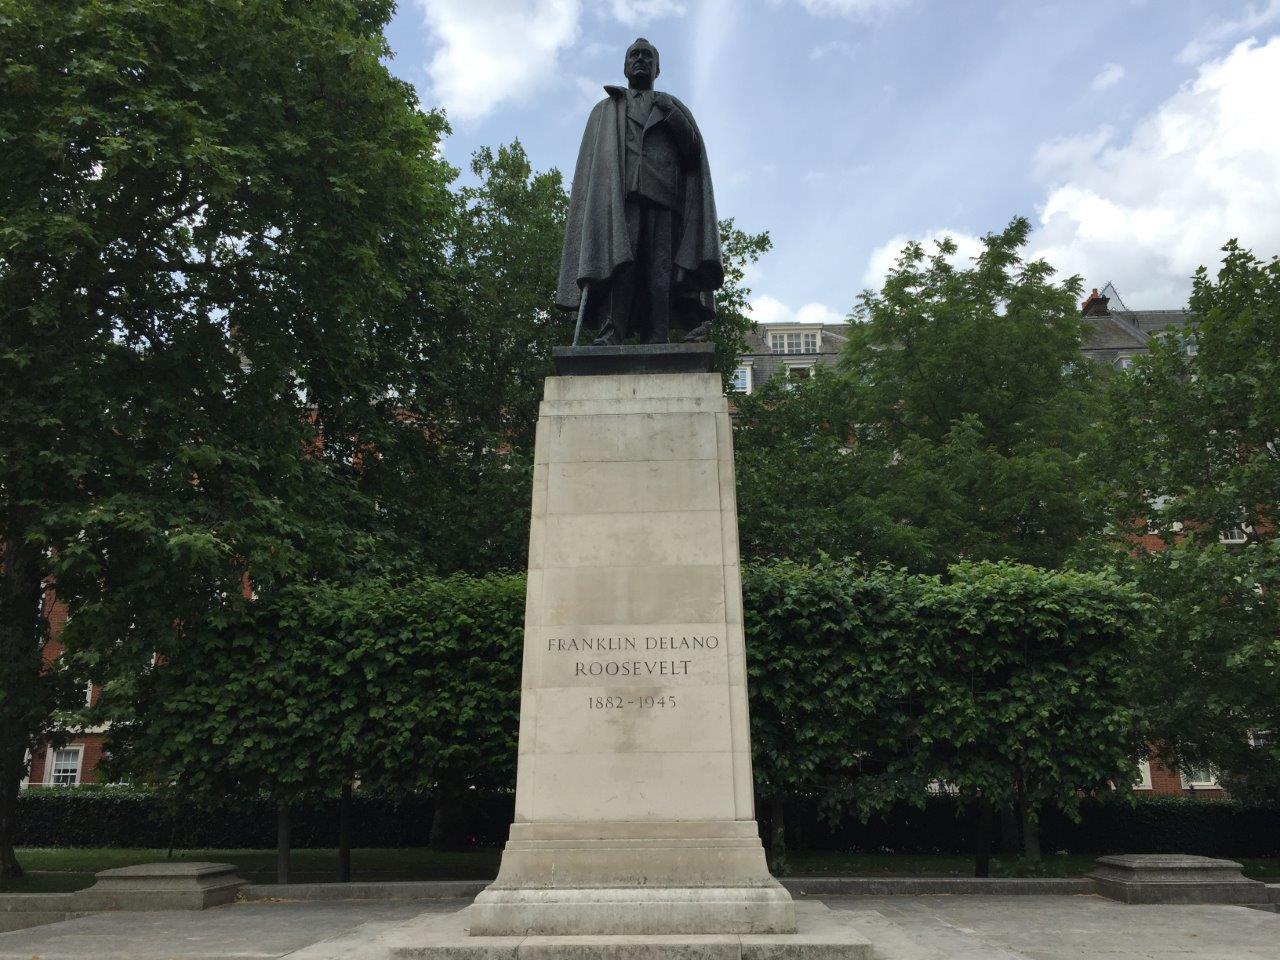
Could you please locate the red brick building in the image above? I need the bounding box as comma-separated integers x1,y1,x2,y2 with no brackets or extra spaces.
21,592,108,788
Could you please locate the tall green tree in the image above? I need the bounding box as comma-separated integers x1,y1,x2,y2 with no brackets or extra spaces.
1103,240,1280,546
734,372,926,566
711,219,771,387
1097,240,1280,799
0,0,455,877
374,142,570,575
734,218,1103,571
840,217,1104,570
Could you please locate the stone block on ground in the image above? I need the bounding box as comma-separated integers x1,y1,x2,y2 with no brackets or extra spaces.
1089,854,1271,905
70,861,245,911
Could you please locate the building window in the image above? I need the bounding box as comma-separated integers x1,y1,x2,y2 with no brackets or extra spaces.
783,365,814,390
1133,759,1153,790
50,747,82,786
1180,766,1219,789
1220,525,1248,544
770,331,820,354
1218,527,1249,547
770,332,801,354
729,366,751,393
1115,356,1135,370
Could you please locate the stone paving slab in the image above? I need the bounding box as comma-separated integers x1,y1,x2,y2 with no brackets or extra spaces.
0,899,446,960
1,894,1278,960
822,895,1280,960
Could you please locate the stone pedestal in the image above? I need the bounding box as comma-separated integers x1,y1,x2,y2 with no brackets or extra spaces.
70,862,244,911
471,365,794,937
1090,854,1272,905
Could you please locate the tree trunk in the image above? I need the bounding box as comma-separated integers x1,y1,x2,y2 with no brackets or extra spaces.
972,800,993,878
1019,800,1041,861
338,783,352,883
429,787,469,852
768,790,788,874
0,524,44,881
276,799,291,885
998,804,1020,855
0,745,25,880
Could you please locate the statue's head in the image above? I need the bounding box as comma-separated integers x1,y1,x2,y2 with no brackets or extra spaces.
624,38,659,88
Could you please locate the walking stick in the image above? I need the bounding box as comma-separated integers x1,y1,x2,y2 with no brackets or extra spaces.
572,284,589,346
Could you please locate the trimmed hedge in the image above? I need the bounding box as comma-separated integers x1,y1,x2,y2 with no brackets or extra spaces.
17,788,1280,858
772,794,1280,858
15,788,512,849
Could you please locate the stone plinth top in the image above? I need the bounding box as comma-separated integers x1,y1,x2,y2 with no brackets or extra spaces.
94,861,236,879
1091,853,1269,904
552,342,715,376
71,860,245,911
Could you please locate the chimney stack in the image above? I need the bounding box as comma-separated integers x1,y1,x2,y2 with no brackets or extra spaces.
1081,288,1110,317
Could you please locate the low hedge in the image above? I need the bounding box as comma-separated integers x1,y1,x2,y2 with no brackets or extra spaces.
771,794,1280,858
17,788,1280,858
15,787,513,849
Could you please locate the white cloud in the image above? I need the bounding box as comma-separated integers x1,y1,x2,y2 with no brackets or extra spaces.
414,0,581,121
1090,63,1125,91
1032,126,1114,181
810,39,854,60
1177,0,1280,64
861,229,986,291
609,0,685,25
748,295,846,325
861,37,1280,308
1033,37,1280,306
782,0,910,17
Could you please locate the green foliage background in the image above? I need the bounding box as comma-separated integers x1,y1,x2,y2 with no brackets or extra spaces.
107,562,1146,850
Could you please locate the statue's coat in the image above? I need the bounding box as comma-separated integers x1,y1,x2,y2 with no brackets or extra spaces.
556,85,724,322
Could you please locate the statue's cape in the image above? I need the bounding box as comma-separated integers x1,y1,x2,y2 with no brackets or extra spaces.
555,86,724,321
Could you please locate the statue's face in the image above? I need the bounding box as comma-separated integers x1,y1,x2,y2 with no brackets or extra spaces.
624,43,658,86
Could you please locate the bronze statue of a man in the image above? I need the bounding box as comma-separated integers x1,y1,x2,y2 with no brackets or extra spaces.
556,38,723,346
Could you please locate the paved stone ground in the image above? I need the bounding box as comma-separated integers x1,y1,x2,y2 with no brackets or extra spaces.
0,899,449,959
824,895,1280,960
0,895,1276,959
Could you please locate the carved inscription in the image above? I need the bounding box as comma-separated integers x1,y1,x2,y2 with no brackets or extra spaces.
544,634,720,680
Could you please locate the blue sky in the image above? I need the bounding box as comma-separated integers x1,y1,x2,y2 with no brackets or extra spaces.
384,0,1280,320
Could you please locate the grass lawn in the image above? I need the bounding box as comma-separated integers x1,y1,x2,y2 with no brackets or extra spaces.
4,848,1278,893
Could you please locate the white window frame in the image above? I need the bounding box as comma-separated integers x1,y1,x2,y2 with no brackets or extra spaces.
1115,355,1135,370
1133,758,1153,790
729,365,752,394
1220,525,1249,544
46,745,83,787
769,328,821,355
782,361,815,389
1180,765,1219,789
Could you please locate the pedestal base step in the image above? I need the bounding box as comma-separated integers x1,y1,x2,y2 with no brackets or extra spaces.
324,902,872,960
470,885,796,937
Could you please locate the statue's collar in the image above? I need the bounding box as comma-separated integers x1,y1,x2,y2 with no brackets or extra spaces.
604,84,653,98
